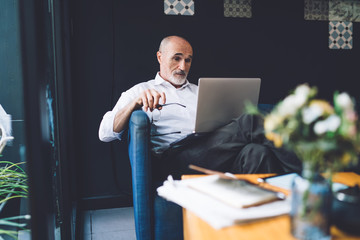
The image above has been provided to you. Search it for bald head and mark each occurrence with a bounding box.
[159,36,192,52]
[156,36,193,88]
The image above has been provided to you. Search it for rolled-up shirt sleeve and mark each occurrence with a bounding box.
[98,110,125,142]
[98,88,138,142]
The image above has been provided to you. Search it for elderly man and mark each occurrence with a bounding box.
[99,35,301,180]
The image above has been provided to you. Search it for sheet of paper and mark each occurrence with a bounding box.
[157,175,291,229]
[264,173,348,192]
[185,175,281,208]
[264,173,300,191]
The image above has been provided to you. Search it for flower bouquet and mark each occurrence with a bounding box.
[252,83,360,178]
[247,83,360,239]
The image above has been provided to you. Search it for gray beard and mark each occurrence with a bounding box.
[169,74,186,86]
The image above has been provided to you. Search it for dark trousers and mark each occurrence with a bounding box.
[153,114,302,180]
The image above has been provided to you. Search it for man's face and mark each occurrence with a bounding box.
[157,38,193,87]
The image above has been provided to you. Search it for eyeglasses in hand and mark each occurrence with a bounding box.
[151,103,186,122]
[150,102,186,137]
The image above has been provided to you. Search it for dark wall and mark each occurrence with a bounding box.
[71,0,133,206]
[71,0,360,206]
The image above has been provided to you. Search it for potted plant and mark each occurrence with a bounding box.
[0,126,29,239]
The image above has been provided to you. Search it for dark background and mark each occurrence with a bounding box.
[69,0,359,208]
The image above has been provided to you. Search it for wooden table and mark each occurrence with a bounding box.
[182,172,360,240]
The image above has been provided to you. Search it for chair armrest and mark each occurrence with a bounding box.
[128,110,153,240]
[128,110,151,169]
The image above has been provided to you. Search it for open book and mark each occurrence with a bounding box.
[185,175,284,208]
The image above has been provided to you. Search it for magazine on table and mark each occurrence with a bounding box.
[185,174,285,208]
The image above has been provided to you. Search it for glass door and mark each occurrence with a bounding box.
[19,0,76,239]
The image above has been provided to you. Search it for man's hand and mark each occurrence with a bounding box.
[135,89,166,112]
[112,89,166,133]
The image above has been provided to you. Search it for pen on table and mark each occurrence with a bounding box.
[188,164,237,180]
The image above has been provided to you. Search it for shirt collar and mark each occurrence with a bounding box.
[154,72,190,89]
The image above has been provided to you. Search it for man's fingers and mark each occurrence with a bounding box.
[139,89,166,111]
[151,89,159,108]
[145,90,154,111]
[160,92,166,104]
[141,95,149,112]
[151,89,161,108]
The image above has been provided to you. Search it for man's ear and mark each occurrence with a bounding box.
[156,51,162,64]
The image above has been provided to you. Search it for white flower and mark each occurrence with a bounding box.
[302,105,323,124]
[336,92,353,110]
[313,115,341,135]
[294,84,311,97]
[275,84,311,117]
[264,114,283,132]
[277,93,307,116]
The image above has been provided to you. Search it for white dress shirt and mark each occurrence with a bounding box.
[98,73,198,154]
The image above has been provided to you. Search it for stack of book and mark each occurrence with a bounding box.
[157,167,291,229]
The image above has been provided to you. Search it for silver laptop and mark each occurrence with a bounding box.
[194,77,261,133]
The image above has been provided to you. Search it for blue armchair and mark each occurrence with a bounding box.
[127,104,275,240]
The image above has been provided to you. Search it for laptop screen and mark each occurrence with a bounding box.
[194,78,261,133]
